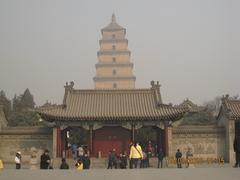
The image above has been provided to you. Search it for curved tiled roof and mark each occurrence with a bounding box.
[178,99,205,113]
[37,83,187,122]
[224,99,240,119]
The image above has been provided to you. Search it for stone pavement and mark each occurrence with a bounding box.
[0,168,240,180]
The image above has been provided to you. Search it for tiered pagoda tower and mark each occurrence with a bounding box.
[93,14,136,89]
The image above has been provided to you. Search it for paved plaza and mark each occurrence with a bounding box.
[0,168,240,180]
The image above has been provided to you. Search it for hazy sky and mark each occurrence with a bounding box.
[0,0,239,106]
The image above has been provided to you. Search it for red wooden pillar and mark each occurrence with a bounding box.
[164,123,169,157]
[164,122,173,157]
[89,125,93,156]
[56,127,62,157]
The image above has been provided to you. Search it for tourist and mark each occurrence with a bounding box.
[147,141,153,157]
[60,158,69,169]
[107,149,117,169]
[186,148,193,168]
[72,144,77,160]
[83,153,91,169]
[233,136,240,168]
[129,142,143,168]
[140,150,148,168]
[15,151,21,169]
[175,149,182,168]
[78,145,84,159]
[40,149,51,169]
[157,148,164,168]
[129,142,133,168]
[119,152,127,169]
[75,159,83,171]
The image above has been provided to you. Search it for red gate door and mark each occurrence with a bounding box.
[93,126,131,157]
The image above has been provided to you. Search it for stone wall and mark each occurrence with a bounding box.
[171,126,226,160]
[0,126,52,163]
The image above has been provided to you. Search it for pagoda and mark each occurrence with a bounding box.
[93,14,136,89]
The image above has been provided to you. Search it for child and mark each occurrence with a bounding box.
[75,159,83,171]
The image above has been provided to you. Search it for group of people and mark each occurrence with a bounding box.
[13,136,240,170]
[107,142,145,169]
[107,149,128,169]
[14,149,51,170]
[14,148,91,170]
[74,152,91,170]
[107,142,165,169]
[175,148,195,168]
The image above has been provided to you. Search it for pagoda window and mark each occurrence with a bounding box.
[112,45,116,50]
[112,57,116,63]
[112,69,116,75]
[112,34,116,39]
[113,83,117,88]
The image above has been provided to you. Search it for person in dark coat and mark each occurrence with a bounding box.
[119,152,128,169]
[175,149,182,168]
[40,150,51,169]
[233,136,240,168]
[60,158,69,169]
[157,149,164,168]
[83,153,91,169]
[107,149,117,169]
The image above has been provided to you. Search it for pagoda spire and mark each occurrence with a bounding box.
[111,13,116,23]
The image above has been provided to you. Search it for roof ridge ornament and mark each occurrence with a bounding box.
[150,81,162,105]
[63,81,74,106]
[150,80,161,89]
[221,94,230,103]
[64,81,74,91]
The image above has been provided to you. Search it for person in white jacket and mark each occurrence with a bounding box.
[15,152,21,169]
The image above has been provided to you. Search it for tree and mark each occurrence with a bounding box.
[0,90,11,119]
[20,88,35,109]
[12,94,21,112]
[9,89,39,126]
[203,96,222,116]
[9,110,40,126]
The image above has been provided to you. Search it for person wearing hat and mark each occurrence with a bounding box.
[15,151,22,169]
[40,149,51,169]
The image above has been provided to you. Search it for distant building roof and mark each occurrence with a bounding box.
[37,81,187,122]
[219,95,240,119]
[178,99,205,113]
[101,14,125,32]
